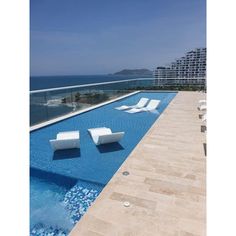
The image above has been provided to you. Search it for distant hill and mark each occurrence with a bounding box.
[113,69,153,76]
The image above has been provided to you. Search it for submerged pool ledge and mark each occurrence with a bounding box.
[69,91,206,236]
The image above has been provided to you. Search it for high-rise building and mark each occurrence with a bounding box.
[154,48,206,79]
[154,67,175,78]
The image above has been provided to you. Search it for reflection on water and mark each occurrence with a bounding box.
[149,109,160,115]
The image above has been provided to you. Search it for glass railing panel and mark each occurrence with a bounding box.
[70,88,131,112]
[30,92,48,126]
[30,82,138,126]
[30,77,206,126]
[70,88,88,111]
[44,89,75,121]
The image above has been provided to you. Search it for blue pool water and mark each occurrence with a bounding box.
[30,175,103,235]
[30,91,176,235]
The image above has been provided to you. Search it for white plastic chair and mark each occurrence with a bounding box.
[50,131,80,151]
[126,99,161,113]
[88,127,124,145]
[199,99,206,104]
[115,97,149,110]
[198,104,207,111]
[201,113,207,122]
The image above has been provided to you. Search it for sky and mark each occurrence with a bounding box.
[30,0,206,76]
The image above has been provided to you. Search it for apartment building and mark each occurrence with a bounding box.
[154,48,206,79]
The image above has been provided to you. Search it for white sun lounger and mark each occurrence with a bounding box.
[201,114,207,122]
[126,99,161,113]
[198,104,207,111]
[199,99,206,104]
[88,127,124,145]
[50,131,80,151]
[115,97,149,110]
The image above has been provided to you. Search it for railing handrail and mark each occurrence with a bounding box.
[30,77,154,94]
[155,77,206,80]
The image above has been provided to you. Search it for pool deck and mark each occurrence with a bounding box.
[69,91,206,236]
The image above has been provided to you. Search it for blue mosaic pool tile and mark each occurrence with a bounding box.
[64,184,100,223]
[30,182,101,236]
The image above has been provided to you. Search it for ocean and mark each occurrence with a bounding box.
[30,74,152,91]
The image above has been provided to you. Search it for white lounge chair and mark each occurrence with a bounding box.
[198,104,207,111]
[50,131,80,151]
[115,97,149,110]
[199,99,206,104]
[201,113,207,122]
[88,127,124,145]
[126,99,161,113]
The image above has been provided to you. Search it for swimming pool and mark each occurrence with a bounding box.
[30,91,176,235]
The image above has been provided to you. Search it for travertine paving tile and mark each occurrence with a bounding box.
[69,91,206,236]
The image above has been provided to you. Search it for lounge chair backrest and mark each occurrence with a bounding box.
[199,104,207,111]
[202,114,207,122]
[88,127,111,137]
[57,131,80,140]
[146,100,160,110]
[50,139,80,151]
[199,99,206,104]
[136,98,149,108]
[97,132,125,145]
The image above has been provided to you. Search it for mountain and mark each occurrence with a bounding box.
[113,69,153,76]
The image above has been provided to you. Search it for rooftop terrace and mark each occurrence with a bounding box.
[69,91,206,236]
